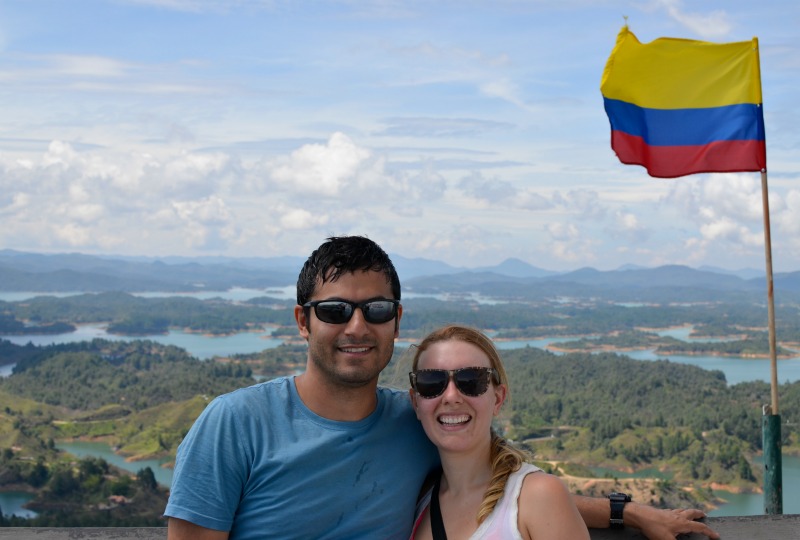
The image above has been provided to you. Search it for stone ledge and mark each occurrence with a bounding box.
[1,515,799,539]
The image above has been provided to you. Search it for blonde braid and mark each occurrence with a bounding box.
[476,431,532,524]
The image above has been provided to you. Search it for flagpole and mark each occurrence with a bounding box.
[760,168,783,515]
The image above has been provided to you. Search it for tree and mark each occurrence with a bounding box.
[137,466,158,491]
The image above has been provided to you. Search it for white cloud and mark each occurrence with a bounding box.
[554,190,607,221]
[268,132,371,197]
[480,79,535,112]
[650,0,733,39]
[278,208,330,230]
[775,189,800,235]
[546,222,579,241]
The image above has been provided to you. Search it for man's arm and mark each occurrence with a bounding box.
[572,495,721,540]
[168,517,229,540]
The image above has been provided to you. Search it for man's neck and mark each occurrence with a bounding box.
[294,372,379,421]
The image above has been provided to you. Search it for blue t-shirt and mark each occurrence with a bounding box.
[164,377,439,539]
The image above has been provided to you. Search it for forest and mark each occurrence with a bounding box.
[1,288,799,525]
[0,335,798,524]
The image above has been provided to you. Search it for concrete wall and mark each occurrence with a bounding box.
[1,515,799,540]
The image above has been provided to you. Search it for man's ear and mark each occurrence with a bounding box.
[394,303,403,338]
[294,305,310,341]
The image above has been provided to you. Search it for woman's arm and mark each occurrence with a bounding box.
[518,473,590,540]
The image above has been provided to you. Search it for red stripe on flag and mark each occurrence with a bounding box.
[611,131,766,179]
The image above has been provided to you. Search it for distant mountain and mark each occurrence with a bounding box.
[615,263,647,271]
[473,257,556,278]
[389,255,462,280]
[1,250,798,300]
[390,255,556,280]
[0,251,297,292]
[546,264,756,291]
[403,263,786,304]
[763,270,800,293]
[698,265,764,280]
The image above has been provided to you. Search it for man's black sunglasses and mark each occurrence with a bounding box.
[303,299,400,325]
[409,367,499,399]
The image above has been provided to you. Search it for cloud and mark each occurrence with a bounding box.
[553,190,608,221]
[119,0,231,13]
[546,222,579,242]
[278,208,330,230]
[377,117,514,138]
[480,79,537,113]
[650,0,733,39]
[662,175,772,238]
[267,132,371,196]
[457,172,551,211]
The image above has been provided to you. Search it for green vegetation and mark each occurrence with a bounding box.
[655,334,792,357]
[2,292,295,336]
[495,347,797,494]
[2,339,253,410]
[0,314,75,336]
[0,449,168,527]
[1,290,799,524]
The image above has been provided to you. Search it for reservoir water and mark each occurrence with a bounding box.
[1,323,283,360]
[55,441,173,487]
[0,490,38,518]
[492,335,800,386]
[4,326,799,384]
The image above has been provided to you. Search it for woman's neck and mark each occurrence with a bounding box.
[438,443,493,496]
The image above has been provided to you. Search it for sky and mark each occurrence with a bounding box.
[1,0,798,272]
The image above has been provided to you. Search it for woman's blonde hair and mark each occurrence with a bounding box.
[411,325,531,524]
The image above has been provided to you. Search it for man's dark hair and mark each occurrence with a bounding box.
[296,236,401,305]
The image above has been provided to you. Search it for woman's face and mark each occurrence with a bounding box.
[409,339,506,454]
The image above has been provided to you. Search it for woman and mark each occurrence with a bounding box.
[408,325,589,540]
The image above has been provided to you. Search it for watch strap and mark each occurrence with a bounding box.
[608,492,631,529]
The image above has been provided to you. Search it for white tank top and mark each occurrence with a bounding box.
[411,462,542,539]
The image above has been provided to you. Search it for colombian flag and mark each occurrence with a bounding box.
[601,26,766,178]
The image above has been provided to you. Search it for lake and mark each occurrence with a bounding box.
[0,490,38,518]
[4,324,800,385]
[1,323,284,360]
[709,454,800,516]
[0,288,296,304]
[55,440,174,487]
[0,287,510,305]
[492,334,800,386]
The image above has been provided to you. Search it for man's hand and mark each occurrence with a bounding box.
[625,504,720,540]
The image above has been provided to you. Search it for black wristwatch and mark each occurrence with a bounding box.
[608,492,631,528]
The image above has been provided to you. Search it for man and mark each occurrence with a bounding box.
[165,235,719,540]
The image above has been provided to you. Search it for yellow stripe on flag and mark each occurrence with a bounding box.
[601,26,761,110]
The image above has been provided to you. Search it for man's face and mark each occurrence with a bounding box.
[295,270,402,389]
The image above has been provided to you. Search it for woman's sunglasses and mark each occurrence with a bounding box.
[303,299,400,325]
[409,367,499,399]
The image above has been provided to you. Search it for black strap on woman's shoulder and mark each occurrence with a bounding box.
[430,472,448,540]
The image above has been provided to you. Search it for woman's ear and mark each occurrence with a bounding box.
[493,384,507,416]
[408,389,421,419]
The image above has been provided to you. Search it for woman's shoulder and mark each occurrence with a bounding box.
[517,470,590,540]
[518,468,573,508]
